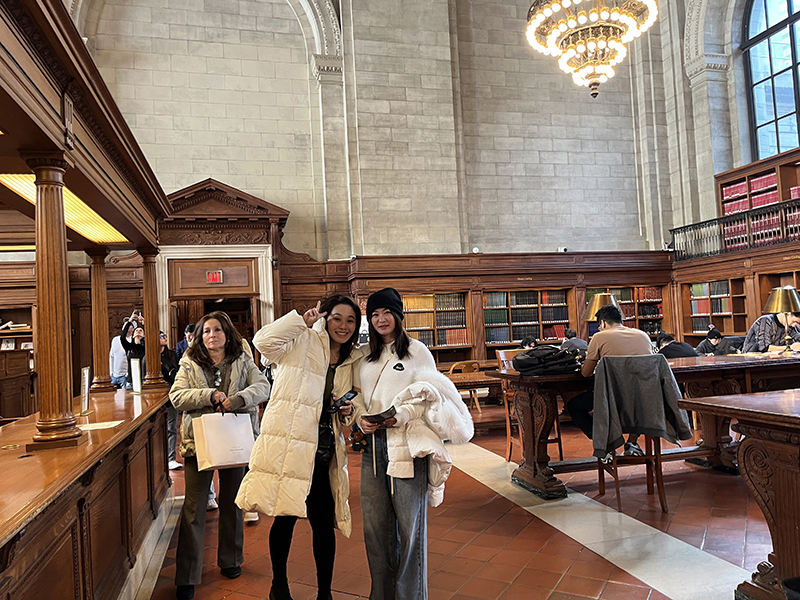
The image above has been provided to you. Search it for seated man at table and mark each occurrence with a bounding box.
[695,327,734,356]
[561,328,588,356]
[742,312,800,352]
[567,304,654,456]
[656,332,698,358]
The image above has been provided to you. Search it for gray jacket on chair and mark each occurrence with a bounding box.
[592,355,693,458]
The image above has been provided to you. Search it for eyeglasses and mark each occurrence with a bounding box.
[159,334,167,339]
[213,367,221,388]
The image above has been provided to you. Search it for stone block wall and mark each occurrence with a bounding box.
[88,0,319,255]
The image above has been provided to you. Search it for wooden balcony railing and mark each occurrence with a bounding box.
[671,199,800,261]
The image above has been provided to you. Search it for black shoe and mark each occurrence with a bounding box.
[176,585,194,600]
[269,583,293,600]
[220,566,242,579]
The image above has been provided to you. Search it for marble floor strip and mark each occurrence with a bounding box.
[448,442,751,600]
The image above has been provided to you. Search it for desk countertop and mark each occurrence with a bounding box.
[0,387,169,548]
[679,388,800,427]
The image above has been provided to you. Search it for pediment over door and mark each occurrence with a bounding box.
[158,179,290,246]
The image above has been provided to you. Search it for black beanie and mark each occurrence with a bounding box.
[707,328,721,339]
[366,288,404,320]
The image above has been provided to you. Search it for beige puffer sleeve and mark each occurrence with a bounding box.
[253,311,311,365]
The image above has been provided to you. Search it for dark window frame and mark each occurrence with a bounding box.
[743,0,800,159]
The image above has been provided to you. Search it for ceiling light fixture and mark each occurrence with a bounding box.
[525,0,658,97]
[0,174,129,245]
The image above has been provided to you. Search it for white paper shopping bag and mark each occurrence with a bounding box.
[193,412,254,471]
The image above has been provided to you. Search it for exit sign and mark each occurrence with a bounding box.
[206,270,223,284]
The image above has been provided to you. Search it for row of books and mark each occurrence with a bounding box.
[435,294,466,310]
[690,280,730,298]
[541,290,567,305]
[723,222,747,240]
[543,324,567,339]
[791,186,800,199]
[722,180,748,199]
[511,291,540,306]
[405,313,434,330]
[638,304,663,318]
[691,316,712,332]
[486,327,512,343]
[484,292,509,308]
[637,287,663,302]
[638,321,662,335]
[436,311,466,328]
[541,306,569,322]
[750,171,778,192]
[588,288,633,302]
[723,198,749,215]
[484,309,509,325]
[691,297,734,315]
[437,328,468,346]
[752,214,781,234]
[403,295,435,311]
[752,190,780,208]
[620,304,636,319]
[511,307,538,323]
[411,330,435,347]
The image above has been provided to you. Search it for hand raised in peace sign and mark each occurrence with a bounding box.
[303,301,328,328]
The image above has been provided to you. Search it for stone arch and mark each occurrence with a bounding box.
[74,0,341,59]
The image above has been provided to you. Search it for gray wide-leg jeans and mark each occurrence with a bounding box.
[360,429,428,600]
[175,456,245,586]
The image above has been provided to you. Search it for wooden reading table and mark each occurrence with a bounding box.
[680,389,800,600]
[488,354,800,500]
[0,388,170,600]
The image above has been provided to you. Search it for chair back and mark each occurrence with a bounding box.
[448,360,480,374]
[496,348,525,371]
[593,354,691,452]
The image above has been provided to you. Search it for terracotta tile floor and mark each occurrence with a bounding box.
[153,416,765,600]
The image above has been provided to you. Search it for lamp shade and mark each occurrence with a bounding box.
[583,293,619,322]
[763,286,800,314]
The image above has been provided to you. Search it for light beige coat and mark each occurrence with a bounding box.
[235,311,363,537]
[170,352,269,458]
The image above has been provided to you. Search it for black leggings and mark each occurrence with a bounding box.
[269,459,336,596]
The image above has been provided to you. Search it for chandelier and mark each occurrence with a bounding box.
[525,0,658,97]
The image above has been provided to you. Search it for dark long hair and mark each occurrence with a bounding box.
[319,295,361,366]
[185,311,243,370]
[367,308,411,362]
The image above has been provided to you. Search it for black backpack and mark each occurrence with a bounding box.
[512,345,582,376]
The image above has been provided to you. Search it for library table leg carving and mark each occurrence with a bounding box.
[511,385,566,500]
[684,380,740,473]
[733,422,800,600]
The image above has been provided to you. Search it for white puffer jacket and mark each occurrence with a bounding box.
[356,339,474,507]
[235,311,363,537]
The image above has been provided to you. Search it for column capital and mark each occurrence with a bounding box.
[313,54,343,85]
[85,247,110,261]
[138,247,159,260]
[20,151,71,173]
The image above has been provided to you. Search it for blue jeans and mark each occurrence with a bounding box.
[360,429,428,600]
[111,375,126,388]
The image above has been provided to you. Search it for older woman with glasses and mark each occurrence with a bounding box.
[169,311,270,600]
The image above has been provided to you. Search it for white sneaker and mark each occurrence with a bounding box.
[207,498,218,511]
[244,511,259,523]
[168,460,183,470]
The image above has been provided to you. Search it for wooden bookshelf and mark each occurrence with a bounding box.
[585,286,664,338]
[716,146,800,216]
[482,289,570,357]
[0,307,33,364]
[402,292,471,362]
[758,271,800,311]
[682,278,748,339]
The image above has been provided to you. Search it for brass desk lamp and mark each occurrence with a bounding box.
[583,293,619,322]
[762,286,800,354]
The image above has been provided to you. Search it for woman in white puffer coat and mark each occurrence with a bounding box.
[236,295,363,600]
[354,288,474,600]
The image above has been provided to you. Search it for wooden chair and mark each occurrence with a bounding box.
[496,349,564,462]
[448,361,488,413]
[594,355,685,513]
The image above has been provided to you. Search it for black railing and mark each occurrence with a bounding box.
[670,198,800,261]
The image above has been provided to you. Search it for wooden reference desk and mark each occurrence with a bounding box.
[0,388,170,600]
[489,355,800,500]
[680,390,800,600]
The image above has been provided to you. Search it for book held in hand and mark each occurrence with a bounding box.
[362,406,397,424]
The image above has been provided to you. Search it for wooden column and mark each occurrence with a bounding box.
[140,249,165,388]
[270,220,282,315]
[25,155,84,448]
[87,249,115,391]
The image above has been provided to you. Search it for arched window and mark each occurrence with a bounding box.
[744,0,800,159]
